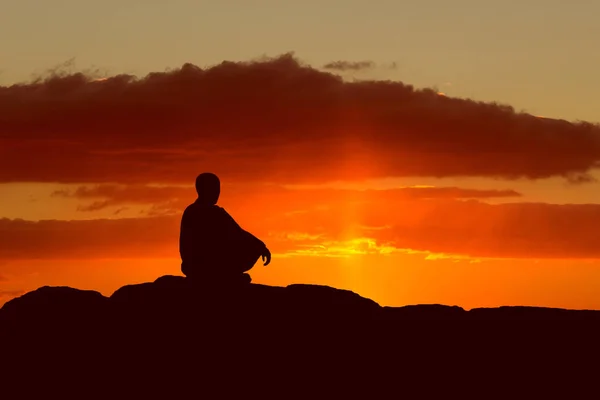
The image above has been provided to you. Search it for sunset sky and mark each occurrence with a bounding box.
[2,0,600,309]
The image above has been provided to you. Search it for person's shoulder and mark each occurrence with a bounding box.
[182,202,196,213]
[182,202,204,217]
[213,205,229,215]
[213,205,236,219]
[194,204,227,216]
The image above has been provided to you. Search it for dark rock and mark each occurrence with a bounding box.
[383,304,467,319]
[0,285,108,329]
[1,274,599,396]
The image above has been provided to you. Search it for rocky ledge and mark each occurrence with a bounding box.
[1,275,598,396]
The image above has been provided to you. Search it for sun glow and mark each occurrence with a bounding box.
[277,237,400,258]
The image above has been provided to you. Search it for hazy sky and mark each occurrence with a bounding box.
[2,0,600,122]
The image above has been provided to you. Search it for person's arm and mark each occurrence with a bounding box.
[218,207,244,232]
[218,207,263,246]
[218,207,271,266]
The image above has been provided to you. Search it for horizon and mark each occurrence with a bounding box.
[2,1,600,310]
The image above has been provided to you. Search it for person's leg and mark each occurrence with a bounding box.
[233,251,261,274]
[224,236,262,275]
[238,273,252,284]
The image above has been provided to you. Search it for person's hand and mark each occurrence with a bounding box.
[261,247,271,266]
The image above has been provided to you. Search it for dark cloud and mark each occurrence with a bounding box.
[2,198,600,260]
[0,217,179,260]
[51,184,521,214]
[53,184,194,215]
[2,53,600,185]
[322,60,376,71]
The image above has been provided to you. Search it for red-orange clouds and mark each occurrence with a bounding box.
[51,184,522,215]
[2,196,600,260]
[2,54,600,185]
[0,216,177,260]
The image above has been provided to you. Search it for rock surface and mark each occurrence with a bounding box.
[1,275,598,396]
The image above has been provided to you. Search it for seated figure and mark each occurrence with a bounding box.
[179,172,271,285]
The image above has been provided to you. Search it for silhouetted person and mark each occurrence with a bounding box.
[179,172,271,285]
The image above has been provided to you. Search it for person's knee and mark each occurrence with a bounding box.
[241,254,260,272]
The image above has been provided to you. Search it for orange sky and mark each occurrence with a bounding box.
[2,55,600,309]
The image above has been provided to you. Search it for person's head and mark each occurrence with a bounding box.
[195,172,220,205]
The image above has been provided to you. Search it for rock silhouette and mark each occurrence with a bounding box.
[1,274,599,396]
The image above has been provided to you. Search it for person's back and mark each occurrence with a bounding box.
[179,173,271,284]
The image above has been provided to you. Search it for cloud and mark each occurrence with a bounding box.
[0,216,179,260]
[1,53,599,185]
[322,60,376,71]
[52,184,194,215]
[51,183,522,214]
[0,274,7,282]
[2,197,600,261]
[271,200,600,260]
